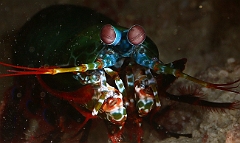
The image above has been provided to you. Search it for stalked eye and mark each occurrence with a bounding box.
[100,24,121,46]
[127,25,146,45]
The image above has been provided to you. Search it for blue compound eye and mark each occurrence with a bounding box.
[127,25,146,45]
[100,24,121,46]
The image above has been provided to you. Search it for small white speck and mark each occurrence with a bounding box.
[227,58,235,64]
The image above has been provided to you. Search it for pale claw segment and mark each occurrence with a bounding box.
[145,69,161,108]
[102,89,127,125]
[93,83,127,125]
[135,85,154,117]
[104,67,127,97]
[91,69,127,123]
[133,66,161,117]
[91,70,108,116]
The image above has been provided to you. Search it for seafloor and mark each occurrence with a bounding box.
[0,0,240,143]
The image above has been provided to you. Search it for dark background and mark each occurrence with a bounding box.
[0,0,240,142]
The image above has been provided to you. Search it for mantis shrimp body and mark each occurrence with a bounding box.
[0,5,239,143]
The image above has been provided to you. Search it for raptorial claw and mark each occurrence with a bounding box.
[154,63,240,94]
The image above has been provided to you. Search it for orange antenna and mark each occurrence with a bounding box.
[0,62,55,77]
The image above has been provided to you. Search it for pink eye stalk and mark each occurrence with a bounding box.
[100,24,121,46]
[127,25,146,45]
